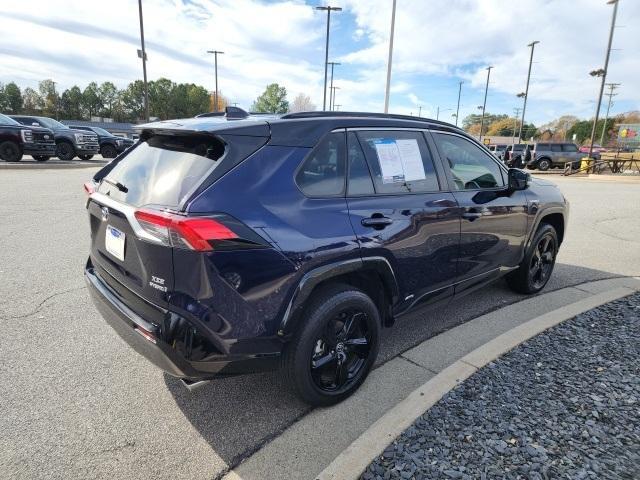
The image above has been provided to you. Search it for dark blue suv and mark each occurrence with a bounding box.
[85,110,568,406]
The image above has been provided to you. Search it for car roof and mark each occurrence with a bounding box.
[137,111,469,148]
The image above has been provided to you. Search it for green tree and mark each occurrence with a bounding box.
[98,81,118,118]
[148,77,175,120]
[82,82,101,119]
[39,79,59,117]
[122,80,146,121]
[462,113,507,130]
[60,86,84,119]
[486,117,519,136]
[2,82,23,113]
[0,83,6,111]
[252,83,289,113]
[22,87,42,114]
[187,84,211,115]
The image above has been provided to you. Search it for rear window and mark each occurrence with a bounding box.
[97,134,224,208]
[536,143,549,150]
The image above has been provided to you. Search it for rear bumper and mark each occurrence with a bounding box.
[85,265,281,380]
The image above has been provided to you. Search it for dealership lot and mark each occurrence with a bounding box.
[0,169,639,480]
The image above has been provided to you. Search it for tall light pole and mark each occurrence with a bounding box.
[330,86,340,111]
[513,107,522,147]
[316,6,342,111]
[600,82,620,145]
[436,107,451,120]
[418,106,422,117]
[383,0,397,113]
[588,0,619,163]
[207,50,224,112]
[328,61,340,111]
[455,80,463,126]
[518,40,539,142]
[137,0,149,121]
[479,66,493,142]
[334,104,342,111]
[51,80,59,120]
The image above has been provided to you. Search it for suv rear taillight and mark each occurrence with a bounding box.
[134,209,237,252]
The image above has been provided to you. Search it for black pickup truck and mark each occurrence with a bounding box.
[0,113,56,162]
[69,125,134,158]
[11,115,99,161]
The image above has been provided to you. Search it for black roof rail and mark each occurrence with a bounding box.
[280,110,453,126]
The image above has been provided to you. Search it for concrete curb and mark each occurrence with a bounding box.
[316,286,636,480]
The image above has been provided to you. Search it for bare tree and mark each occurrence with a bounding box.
[289,93,316,113]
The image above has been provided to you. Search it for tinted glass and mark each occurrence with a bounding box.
[434,133,505,190]
[97,134,225,208]
[562,144,578,152]
[296,132,346,196]
[347,132,374,195]
[551,144,562,152]
[357,131,439,194]
[0,113,20,125]
[36,117,67,129]
[536,143,549,150]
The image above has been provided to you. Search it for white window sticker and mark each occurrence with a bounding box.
[374,139,405,184]
[396,139,425,181]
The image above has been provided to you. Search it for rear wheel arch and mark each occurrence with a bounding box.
[280,258,399,336]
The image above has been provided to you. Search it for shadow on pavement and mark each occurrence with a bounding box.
[164,262,623,469]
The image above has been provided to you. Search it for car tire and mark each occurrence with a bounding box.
[537,158,551,171]
[283,284,381,406]
[78,155,94,160]
[506,223,558,295]
[0,141,23,162]
[33,155,50,162]
[101,144,117,159]
[56,141,76,161]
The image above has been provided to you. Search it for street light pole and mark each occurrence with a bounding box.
[383,0,397,113]
[330,86,340,111]
[418,106,422,117]
[207,50,224,112]
[317,6,342,111]
[455,80,463,126]
[436,107,451,121]
[518,40,539,142]
[479,66,493,142]
[600,82,620,146]
[588,0,619,163]
[328,62,340,111]
[137,0,149,121]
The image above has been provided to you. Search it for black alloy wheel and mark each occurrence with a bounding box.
[101,144,117,158]
[283,285,381,406]
[310,309,372,393]
[56,141,75,160]
[529,233,556,290]
[0,141,22,162]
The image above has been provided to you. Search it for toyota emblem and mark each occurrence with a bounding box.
[101,206,109,221]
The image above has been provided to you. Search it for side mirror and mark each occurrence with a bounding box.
[508,168,529,191]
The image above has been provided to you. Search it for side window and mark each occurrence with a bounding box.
[347,132,374,195]
[562,144,578,152]
[537,143,549,150]
[356,131,439,194]
[433,133,505,190]
[551,144,562,152]
[295,132,345,197]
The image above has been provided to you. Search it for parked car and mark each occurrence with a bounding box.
[0,113,56,162]
[85,110,568,406]
[578,144,604,161]
[69,125,135,158]
[488,144,507,160]
[11,115,99,161]
[504,143,528,167]
[528,142,583,170]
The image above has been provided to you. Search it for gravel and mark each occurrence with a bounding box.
[362,293,640,480]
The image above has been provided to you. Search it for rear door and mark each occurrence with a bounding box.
[431,131,528,293]
[87,134,230,311]
[561,143,580,166]
[346,130,460,308]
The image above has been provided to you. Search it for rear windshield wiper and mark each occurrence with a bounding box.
[103,178,129,193]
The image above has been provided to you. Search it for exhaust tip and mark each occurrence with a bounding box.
[180,378,211,392]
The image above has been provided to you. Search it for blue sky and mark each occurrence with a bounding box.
[1,0,638,126]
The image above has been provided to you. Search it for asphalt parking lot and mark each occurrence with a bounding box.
[0,170,639,480]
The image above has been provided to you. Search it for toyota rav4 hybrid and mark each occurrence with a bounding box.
[0,113,56,162]
[85,111,568,406]
[11,115,99,161]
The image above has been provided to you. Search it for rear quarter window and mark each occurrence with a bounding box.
[96,134,225,208]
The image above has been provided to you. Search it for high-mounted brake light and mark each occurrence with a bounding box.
[134,209,237,251]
